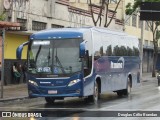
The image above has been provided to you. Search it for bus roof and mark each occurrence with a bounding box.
[30,27,134,40]
[30,28,91,40]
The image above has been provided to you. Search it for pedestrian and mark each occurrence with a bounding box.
[13,62,21,84]
[22,62,27,83]
[17,63,23,83]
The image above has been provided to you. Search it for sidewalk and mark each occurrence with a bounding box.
[0,83,28,102]
[0,72,157,102]
[142,72,157,81]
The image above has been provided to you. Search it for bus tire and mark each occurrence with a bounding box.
[124,77,131,96]
[116,90,123,97]
[45,97,55,104]
[86,82,99,103]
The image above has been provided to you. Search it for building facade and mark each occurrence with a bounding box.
[123,0,154,73]
[1,0,124,84]
[0,0,154,84]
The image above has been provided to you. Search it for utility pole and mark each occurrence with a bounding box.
[140,0,145,80]
[140,19,144,80]
[1,28,5,98]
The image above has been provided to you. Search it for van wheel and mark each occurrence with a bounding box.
[124,77,131,95]
[45,97,55,104]
[86,82,99,103]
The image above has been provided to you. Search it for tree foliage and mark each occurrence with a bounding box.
[105,45,139,56]
[0,12,6,21]
[125,0,160,77]
[126,0,160,15]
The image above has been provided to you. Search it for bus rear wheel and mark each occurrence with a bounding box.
[116,90,123,97]
[116,77,131,96]
[124,77,131,95]
[45,97,55,104]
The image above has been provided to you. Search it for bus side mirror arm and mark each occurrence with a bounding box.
[16,41,29,60]
[79,41,86,58]
[84,50,89,69]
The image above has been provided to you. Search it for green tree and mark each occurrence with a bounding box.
[126,0,160,77]
[113,45,119,56]
[0,12,6,21]
[133,47,140,56]
[106,45,112,56]
[100,46,103,56]
[120,46,127,56]
[127,47,133,56]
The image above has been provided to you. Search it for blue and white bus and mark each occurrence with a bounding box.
[17,27,140,103]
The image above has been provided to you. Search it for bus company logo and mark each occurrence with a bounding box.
[111,57,125,69]
[2,112,11,117]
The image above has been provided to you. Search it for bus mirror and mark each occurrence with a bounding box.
[79,41,86,58]
[16,45,23,59]
[16,41,29,60]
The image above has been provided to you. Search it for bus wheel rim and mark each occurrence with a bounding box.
[94,83,98,101]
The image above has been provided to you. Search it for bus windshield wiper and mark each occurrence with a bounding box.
[55,55,65,74]
[35,45,42,63]
[48,48,51,66]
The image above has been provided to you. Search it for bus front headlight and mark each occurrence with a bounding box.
[29,80,38,86]
[68,79,80,86]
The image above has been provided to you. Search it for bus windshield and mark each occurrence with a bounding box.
[28,38,82,76]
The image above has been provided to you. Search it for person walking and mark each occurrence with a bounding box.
[13,62,21,84]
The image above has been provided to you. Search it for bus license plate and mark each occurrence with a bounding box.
[48,90,57,94]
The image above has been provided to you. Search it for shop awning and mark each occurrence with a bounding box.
[0,21,20,27]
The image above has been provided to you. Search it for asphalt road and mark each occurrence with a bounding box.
[1,79,160,120]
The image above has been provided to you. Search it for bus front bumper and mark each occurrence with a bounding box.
[28,83,83,98]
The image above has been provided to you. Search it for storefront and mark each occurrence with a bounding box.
[0,21,29,85]
[4,32,29,85]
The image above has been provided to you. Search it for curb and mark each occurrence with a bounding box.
[0,96,28,102]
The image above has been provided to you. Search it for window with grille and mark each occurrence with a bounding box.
[110,0,118,3]
[132,14,137,27]
[32,21,46,31]
[17,18,27,30]
[100,0,118,3]
[51,24,64,28]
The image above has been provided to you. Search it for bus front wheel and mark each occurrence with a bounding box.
[45,97,55,104]
[86,82,99,103]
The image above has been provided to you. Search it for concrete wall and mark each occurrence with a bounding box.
[8,0,123,30]
[125,26,153,40]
